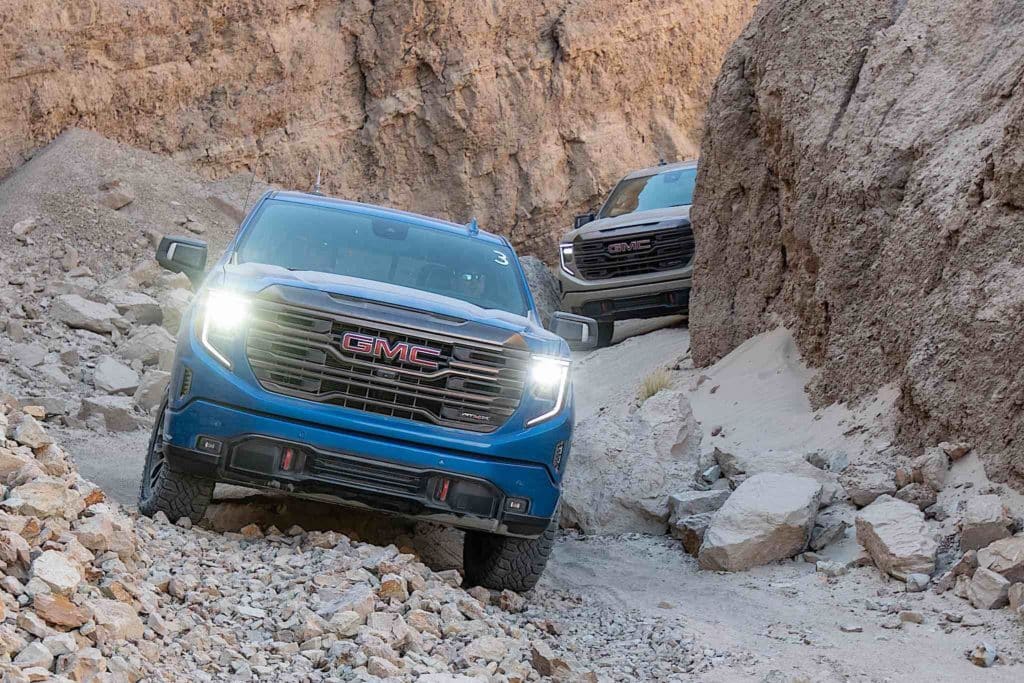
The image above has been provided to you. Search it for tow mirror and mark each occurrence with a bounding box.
[550,311,599,351]
[156,236,208,289]
[573,213,596,230]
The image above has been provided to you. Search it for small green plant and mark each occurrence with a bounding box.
[638,368,673,403]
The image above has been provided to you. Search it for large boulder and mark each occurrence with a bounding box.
[2,477,85,519]
[51,295,125,334]
[519,256,560,328]
[977,536,1024,583]
[960,495,1013,551]
[95,289,162,325]
[911,447,949,492]
[697,473,821,571]
[93,356,140,395]
[855,495,936,580]
[79,396,145,432]
[133,370,171,413]
[159,289,192,334]
[840,464,896,508]
[967,568,1011,610]
[117,325,176,366]
[561,388,701,535]
[688,0,1024,490]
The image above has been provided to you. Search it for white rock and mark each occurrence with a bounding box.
[93,356,140,395]
[562,388,702,534]
[10,342,46,368]
[976,536,1024,582]
[52,294,125,334]
[13,416,53,449]
[855,495,937,580]
[841,465,896,507]
[160,289,192,334]
[14,641,54,669]
[118,325,176,366]
[100,289,162,325]
[133,370,171,413]
[960,495,1012,551]
[911,447,949,492]
[32,550,83,595]
[698,473,822,571]
[967,568,1010,610]
[668,490,731,523]
[3,477,85,519]
[78,396,144,432]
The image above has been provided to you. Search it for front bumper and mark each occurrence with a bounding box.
[164,293,573,538]
[163,399,562,538]
[558,269,692,321]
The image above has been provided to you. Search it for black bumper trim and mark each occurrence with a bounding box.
[162,441,552,538]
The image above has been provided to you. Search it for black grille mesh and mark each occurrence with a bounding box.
[575,224,694,280]
[245,300,529,432]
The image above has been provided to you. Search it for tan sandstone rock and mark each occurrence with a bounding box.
[855,495,936,581]
[960,495,1012,552]
[698,473,821,571]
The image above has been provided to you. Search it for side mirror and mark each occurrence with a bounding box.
[156,236,208,288]
[550,311,599,351]
[573,213,596,230]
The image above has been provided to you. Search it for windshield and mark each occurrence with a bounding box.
[235,200,529,316]
[599,167,697,218]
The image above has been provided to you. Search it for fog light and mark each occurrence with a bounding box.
[504,497,529,514]
[196,437,222,454]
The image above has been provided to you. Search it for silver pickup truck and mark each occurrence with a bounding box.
[556,160,697,346]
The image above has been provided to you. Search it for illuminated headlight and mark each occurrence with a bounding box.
[527,355,570,426]
[559,243,575,276]
[200,289,250,368]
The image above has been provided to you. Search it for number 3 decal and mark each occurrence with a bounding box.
[493,250,509,266]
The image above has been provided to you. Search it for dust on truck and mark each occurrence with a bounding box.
[557,160,698,346]
[140,191,597,591]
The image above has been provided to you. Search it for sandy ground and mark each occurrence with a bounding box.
[60,316,1024,680]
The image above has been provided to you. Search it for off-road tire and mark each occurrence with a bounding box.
[462,513,557,592]
[596,321,615,347]
[137,396,214,524]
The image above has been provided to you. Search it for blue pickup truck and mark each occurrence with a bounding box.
[141,191,597,590]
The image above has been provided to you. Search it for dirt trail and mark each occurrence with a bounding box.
[61,319,1024,681]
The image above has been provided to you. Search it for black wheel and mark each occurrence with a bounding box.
[596,321,615,347]
[138,396,214,524]
[463,513,557,592]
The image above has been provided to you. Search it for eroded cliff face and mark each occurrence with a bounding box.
[0,0,755,255]
[690,0,1024,486]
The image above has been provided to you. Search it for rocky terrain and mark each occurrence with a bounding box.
[689,0,1024,489]
[4,1,1024,678]
[0,0,756,255]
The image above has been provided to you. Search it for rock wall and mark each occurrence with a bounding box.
[689,0,1024,487]
[0,0,755,256]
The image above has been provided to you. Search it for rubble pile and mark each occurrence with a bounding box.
[0,403,169,680]
[0,403,600,681]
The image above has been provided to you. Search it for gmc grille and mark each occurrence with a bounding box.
[575,224,694,280]
[244,300,529,433]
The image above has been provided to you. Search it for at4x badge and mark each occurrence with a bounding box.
[340,332,443,370]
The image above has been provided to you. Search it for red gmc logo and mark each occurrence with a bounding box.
[607,239,652,255]
[340,332,443,370]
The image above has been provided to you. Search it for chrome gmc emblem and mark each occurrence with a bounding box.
[340,332,443,370]
[607,239,652,254]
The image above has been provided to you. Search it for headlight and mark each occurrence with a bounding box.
[559,243,575,276]
[200,289,250,368]
[527,355,570,426]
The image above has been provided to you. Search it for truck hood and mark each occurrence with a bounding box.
[562,205,691,242]
[215,263,563,351]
